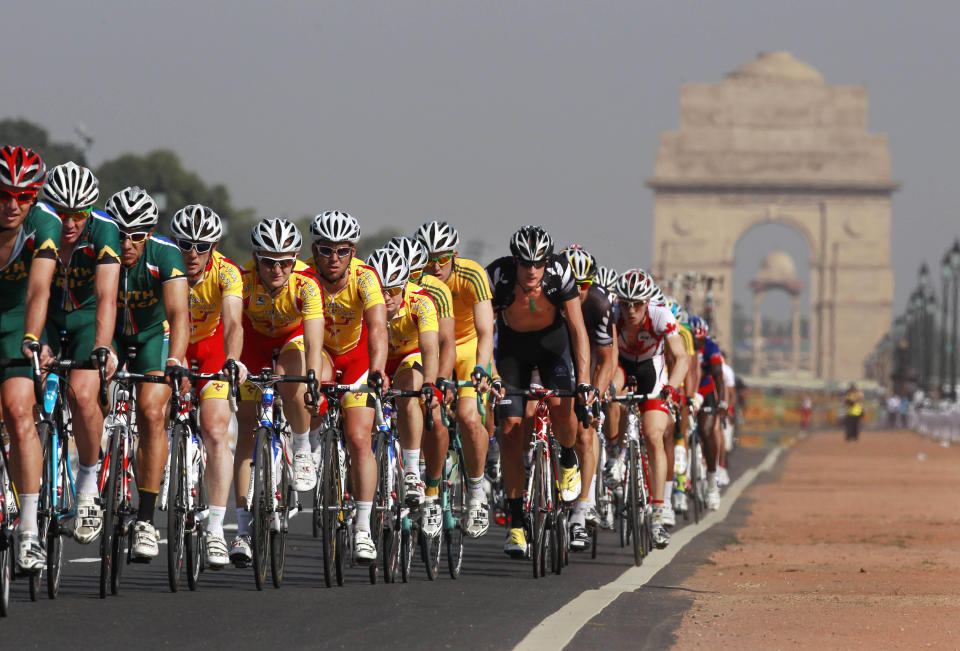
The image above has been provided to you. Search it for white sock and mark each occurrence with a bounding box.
[207,505,226,537]
[706,471,717,489]
[402,448,420,474]
[19,493,39,536]
[570,500,587,527]
[309,426,323,453]
[236,508,252,536]
[588,476,597,506]
[468,476,484,503]
[355,501,373,533]
[78,462,99,496]
[664,480,674,502]
[293,430,310,453]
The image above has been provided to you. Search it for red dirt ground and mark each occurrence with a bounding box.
[673,430,960,650]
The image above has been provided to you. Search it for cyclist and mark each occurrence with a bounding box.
[106,186,190,561]
[612,269,689,548]
[487,225,594,558]
[562,246,616,551]
[717,352,737,487]
[367,248,443,521]
[416,220,495,538]
[231,218,324,566]
[689,315,724,510]
[170,205,246,568]
[0,146,60,571]
[386,235,455,529]
[662,297,698,520]
[308,211,387,564]
[596,266,619,296]
[43,162,120,545]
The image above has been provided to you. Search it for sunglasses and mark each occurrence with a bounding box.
[57,207,92,222]
[517,259,547,269]
[176,239,213,254]
[259,256,296,270]
[428,253,454,266]
[385,286,404,297]
[576,279,593,289]
[409,269,424,283]
[119,230,151,243]
[622,299,648,309]
[0,187,38,204]
[315,244,353,259]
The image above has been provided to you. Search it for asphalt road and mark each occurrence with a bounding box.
[2,447,769,649]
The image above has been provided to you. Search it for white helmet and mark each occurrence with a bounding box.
[510,225,553,262]
[170,204,223,243]
[615,268,656,302]
[386,235,429,271]
[366,247,409,289]
[251,218,302,254]
[563,247,597,282]
[43,162,99,210]
[105,187,159,229]
[310,211,360,244]
[596,266,619,292]
[415,221,459,253]
[650,285,665,306]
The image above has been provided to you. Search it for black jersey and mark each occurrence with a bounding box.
[582,284,614,348]
[486,254,578,315]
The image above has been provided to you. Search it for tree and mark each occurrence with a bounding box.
[95,149,257,261]
[0,118,87,167]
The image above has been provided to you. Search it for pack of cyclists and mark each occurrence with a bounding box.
[0,145,741,597]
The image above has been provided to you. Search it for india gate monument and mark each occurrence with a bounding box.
[649,51,897,382]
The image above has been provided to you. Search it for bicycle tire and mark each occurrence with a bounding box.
[186,441,205,591]
[369,431,388,585]
[28,423,53,602]
[383,439,403,584]
[99,428,120,598]
[531,444,548,579]
[0,532,9,617]
[334,525,347,586]
[690,437,703,525]
[320,428,336,587]
[270,444,290,589]
[399,527,412,583]
[109,439,128,597]
[445,445,466,579]
[251,427,271,590]
[47,432,70,600]
[167,425,187,592]
[627,441,644,567]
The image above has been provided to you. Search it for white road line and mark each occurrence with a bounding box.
[514,446,783,651]
[69,538,168,563]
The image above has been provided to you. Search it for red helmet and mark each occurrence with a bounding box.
[0,146,46,190]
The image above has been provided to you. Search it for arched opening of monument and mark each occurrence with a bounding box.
[732,223,811,378]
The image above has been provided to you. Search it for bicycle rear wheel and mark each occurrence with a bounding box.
[627,441,644,567]
[167,425,187,592]
[445,446,466,579]
[99,429,120,598]
[251,427,271,590]
[186,444,205,591]
[270,444,290,589]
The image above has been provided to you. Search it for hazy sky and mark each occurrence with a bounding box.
[8,1,958,320]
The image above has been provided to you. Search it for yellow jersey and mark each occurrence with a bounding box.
[188,251,243,344]
[308,256,386,356]
[438,257,492,344]
[417,272,453,320]
[241,259,324,339]
[678,326,695,356]
[387,282,439,359]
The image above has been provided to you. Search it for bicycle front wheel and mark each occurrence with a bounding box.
[167,425,187,592]
[369,431,388,585]
[99,429,121,598]
[531,444,548,579]
[690,437,703,525]
[383,440,403,584]
[185,440,205,591]
[251,427,271,590]
[320,429,339,588]
[47,432,71,599]
[627,441,644,567]
[445,446,466,579]
[270,443,290,589]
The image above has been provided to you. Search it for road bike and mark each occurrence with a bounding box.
[589,403,616,559]
[243,369,318,590]
[610,390,657,567]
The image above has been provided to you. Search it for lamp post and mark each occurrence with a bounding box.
[919,263,932,391]
[941,251,952,396]
[950,240,960,400]
[909,288,922,388]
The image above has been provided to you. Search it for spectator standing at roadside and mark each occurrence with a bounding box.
[844,383,864,441]
[800,394,812,432]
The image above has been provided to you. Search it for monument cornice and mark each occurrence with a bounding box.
[645,178,900,195]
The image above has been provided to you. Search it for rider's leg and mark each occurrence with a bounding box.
[198,396,233,537]
[2,377,41,533]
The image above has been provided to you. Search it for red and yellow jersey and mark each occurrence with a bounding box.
[417,272,453,320]
[387,282,439,359]
[308,256,385,356]
[240,259,324,338]
[188,251,243,344]
[440,257,492,344]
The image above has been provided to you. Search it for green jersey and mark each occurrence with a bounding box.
[50,208,120,319]
[117,234,186,338]
[0,202,61,319]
